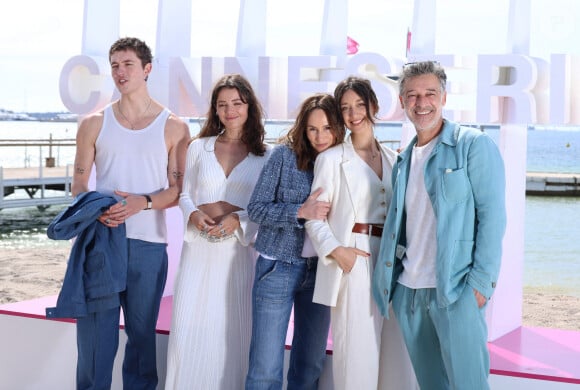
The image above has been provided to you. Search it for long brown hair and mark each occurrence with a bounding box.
[198,74,267,156]
[284,94,344,171]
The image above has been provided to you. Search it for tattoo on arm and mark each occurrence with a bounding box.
[172,170,183,180]
[76,166,85,175]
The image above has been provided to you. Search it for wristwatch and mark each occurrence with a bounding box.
[144,194,152,210]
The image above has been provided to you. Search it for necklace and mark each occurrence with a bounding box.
[356,144,379,160]
[117,98,152,130]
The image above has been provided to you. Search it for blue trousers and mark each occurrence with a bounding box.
[392,284,489,390]
[76,239,168,390]
[246,256,330,390]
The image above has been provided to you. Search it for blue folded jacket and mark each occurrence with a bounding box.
[46,191,127,319]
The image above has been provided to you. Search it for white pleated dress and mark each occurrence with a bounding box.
[165,136,270,389]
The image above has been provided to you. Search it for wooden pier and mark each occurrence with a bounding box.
[0,137,75,210]
[526,172,580,196]
[0,136,577,210]
[0,165,578,211]
[0,165,73,210]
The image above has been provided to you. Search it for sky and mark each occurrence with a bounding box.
[0,0,578,113]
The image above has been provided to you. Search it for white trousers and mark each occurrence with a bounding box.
[330,234,418,390]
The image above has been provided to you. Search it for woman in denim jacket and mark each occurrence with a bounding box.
[245,94,344,390]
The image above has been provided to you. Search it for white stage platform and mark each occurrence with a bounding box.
[1,295,579,389]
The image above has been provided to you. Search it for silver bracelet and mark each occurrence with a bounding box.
[199,229,234,243]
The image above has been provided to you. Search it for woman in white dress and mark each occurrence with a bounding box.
[165,74,271,389]
[305,76,418,389]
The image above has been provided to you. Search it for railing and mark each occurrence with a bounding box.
[0,132,402,211]
[0,136,76,210]
[0,165,73,210]
[0,136,76,168]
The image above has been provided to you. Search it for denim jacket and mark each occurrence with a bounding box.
[373,120,506,317]
[248,144,313,263]
[46,191,127,319]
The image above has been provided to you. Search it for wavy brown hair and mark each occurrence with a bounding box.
[284,94,344,171]
[198,74,267,156]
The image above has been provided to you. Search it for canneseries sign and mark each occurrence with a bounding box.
[60,52,580,125]
[58,1,580,125]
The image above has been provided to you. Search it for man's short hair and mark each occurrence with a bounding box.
[109,37,153,67]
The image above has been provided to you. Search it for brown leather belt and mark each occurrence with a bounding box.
[352,223,383,237]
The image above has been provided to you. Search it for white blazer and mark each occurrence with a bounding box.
[306,135,396,306]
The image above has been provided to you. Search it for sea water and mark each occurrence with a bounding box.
[0,120,579,296]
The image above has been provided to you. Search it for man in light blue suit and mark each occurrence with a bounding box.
[373,61,506,390]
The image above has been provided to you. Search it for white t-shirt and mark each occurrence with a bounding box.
[398,137,438,289]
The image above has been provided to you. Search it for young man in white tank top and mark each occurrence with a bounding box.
[71,37,189,390]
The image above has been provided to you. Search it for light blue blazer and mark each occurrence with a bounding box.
[372,120,506,317]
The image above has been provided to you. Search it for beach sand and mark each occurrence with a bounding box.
[1,246,579,332]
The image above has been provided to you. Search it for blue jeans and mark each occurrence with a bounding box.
[246,256,330,390]
[76,239,168,390]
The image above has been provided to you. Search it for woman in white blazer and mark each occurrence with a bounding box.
[306,77,417,390]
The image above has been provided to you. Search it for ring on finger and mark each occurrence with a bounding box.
[105,218,111,224]
[220,228,226,235]
[121,199,127,206]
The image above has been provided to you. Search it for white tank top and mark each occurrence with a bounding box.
[95,104,170,243]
